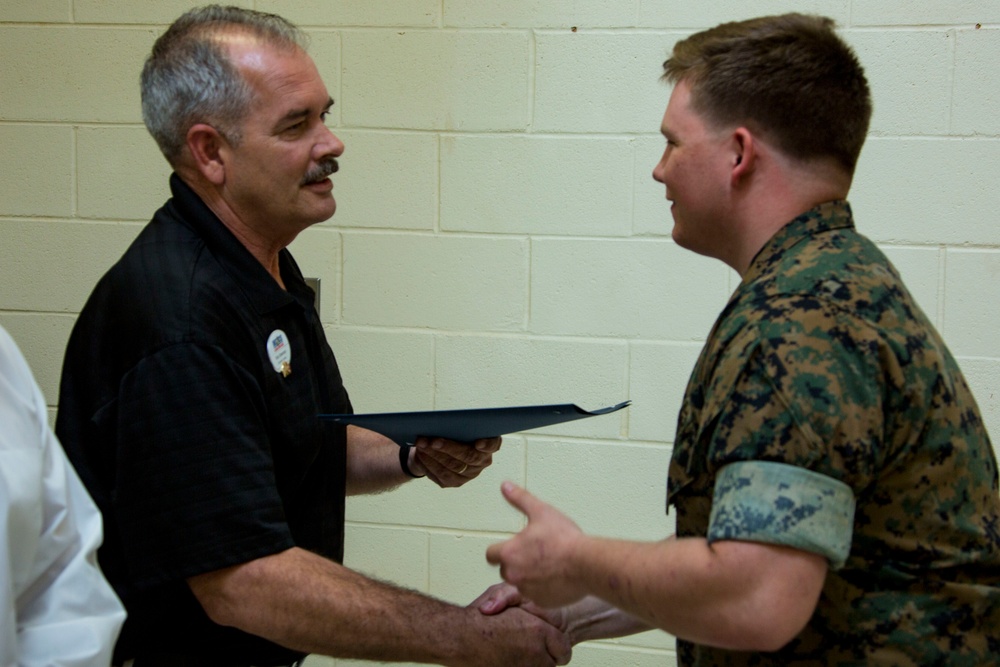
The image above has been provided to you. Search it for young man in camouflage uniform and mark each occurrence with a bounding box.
[479,13,1000,665]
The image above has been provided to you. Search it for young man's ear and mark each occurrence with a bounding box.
[730,127,756,184]
[185,123,227,185]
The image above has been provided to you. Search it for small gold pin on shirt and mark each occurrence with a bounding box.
[267,329,293,378]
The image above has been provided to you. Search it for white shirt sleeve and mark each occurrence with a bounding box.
[0,326,125,667]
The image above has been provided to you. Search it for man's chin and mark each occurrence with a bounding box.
[303,197,337,225]
[671,224,701,254]
[315,203,336,224]
[669,216,685,246]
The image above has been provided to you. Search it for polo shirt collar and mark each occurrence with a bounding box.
[167,173,306,315]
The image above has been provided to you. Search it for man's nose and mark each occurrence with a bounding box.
[316,125,344,159]
[652,161,664,183]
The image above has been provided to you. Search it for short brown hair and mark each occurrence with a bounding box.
[663,13,871,175]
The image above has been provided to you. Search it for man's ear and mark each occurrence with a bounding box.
[185,123,227,185]
[730,127,755,184]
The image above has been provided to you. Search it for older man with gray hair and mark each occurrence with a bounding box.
[56,6,569,666]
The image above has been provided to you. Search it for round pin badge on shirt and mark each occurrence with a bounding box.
[266,329,292,377]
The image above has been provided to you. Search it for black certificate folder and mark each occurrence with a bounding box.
[319,400,631,447]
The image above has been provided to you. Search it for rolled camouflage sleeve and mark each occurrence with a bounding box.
[707,460,855,569]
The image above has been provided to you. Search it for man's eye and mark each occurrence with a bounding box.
[320,111,330,123]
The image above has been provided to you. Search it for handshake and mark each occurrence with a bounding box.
[461,482,647,667]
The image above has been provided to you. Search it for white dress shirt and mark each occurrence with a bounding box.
[0,326,125,666]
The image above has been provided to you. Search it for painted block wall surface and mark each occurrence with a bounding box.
[2,2,999,665]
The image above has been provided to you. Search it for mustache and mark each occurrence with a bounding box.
[301,157,339,185]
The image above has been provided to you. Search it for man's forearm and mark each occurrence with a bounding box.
[560,596,651,644]
[189,547,565,665]
[562,536,826,652]
[191,547,464,661]
[345,425,411,495]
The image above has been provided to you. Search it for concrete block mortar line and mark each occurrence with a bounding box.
[523,233,533,332]
[321,26,535,34]
[418,329,706,346]
[344,521,519,541]
[623,341,633,439]
[527,28,537,130]
[336,26,344,128]
[946,27,957,135]
[434,133,441,234]
[71,125,79,220]
[431,333,438,410]
[523,434,671,451]
[956,353,1000,363]
[629,134,642,236]
[336,230,345,322]
[937,245,947,331]
[423,517,432,591]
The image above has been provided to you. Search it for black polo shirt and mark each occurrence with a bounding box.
[56,174,352,664]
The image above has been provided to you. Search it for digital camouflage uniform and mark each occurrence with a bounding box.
[667,200,1000,666]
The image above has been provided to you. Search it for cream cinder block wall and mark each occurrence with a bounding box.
[2,1,999,665]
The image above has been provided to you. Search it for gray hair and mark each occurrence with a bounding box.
[140,5,308,164]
